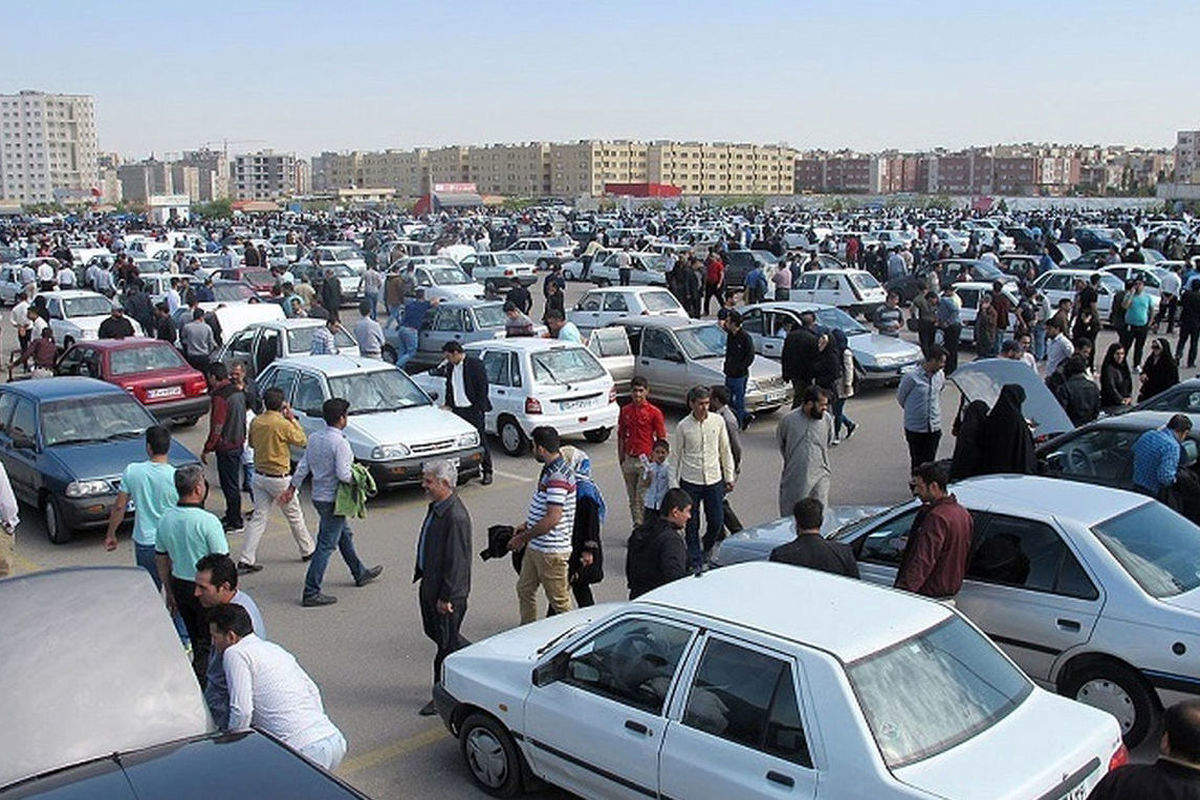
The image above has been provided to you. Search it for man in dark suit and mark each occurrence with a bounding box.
[769,497,859,579]
[442,340,493,485]
[414,458,472,716]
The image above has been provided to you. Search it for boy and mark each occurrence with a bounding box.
[640,439,671,522]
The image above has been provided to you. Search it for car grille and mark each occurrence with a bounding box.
[410,438,457,455]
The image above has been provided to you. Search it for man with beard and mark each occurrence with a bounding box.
[776,385,834,515]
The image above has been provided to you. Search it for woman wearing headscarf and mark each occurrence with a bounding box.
[1138,337,1180,403]
[949,399,990,481]
[1099,342,1133,413]
[560,446,604,609]
[982,383,1037,475]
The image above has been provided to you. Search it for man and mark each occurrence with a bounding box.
[616,376,666,526]
[1053,355,1101,427]
[894,461,972,602]
[180,307,217,372]
[352,300,385,359]
[361,263,384,319]
[886,247,906,280]
[503,301,535,337]
[36,258,55,290]
[203,363,247,533]
[97,305,135,340]
[1132,414,1193,499]
[165,278,183,314]
[777,385,834,514]
[10,291,30,353]
[1123,278,1153,368]
[154,302,176,344]
[210,604,347,771]
[281,398,383,606]
[155,464,229,684]
[55,261,74,289]
[194,553,266,729]
[320,268,343,312]
[873,291,903,336]
[543,308,582,343]
[238,388,314,573]
[396,289,434,368]
[670,386,736,569]
[441,340,493,484]
[505,282,532,316]
[935,285,962,374]
[770,497,859,578]
[625,487,690,599]
[897,346,947,473]
[508,426,576,623]
[104,426,179,584]
[1089,700,1200,799]
[912,290,938,357]
[309,312,341,355]
[413,459,472,715]
[615,249,632,287]
[16,326,57,374]
[1001,338,1036,371]
[703,253,724,316]
[722,311,755,429]
[1043,318,1074,377]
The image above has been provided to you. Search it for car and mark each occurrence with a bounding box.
[950,357,1074,443]
[37,289,116,348]
[410,338,619,456]
[0,377,197,542]
[310,244,367,273]
[1099,263,1172,299]
[218,266,278,297]
[884,259,1011,305]
[0,263,27,303]
[998,252,1043,278]
[54,338,209,426]
[1074,227,1126,251]
[0,567,370,799]
[585,325,635,396]
[458,252,537,294]
[405,262,487,302]
[606,316,791,412]
[213,318,360,379]
[950,281,1022,345]
[790,269,887,316]
[722,249,779,289]
[382,299,517,370]
[1032,269,1154,322]
[712,474,1200,748]
[567,286,688,333]
[1038,410,1200,491]
[1132,378,1200,415]
[170,300,286,343]
[256,355,486,488]
[435,561,1124,799]
[507,236,576,268]
[126,271,193,305]
[738,301,923,387]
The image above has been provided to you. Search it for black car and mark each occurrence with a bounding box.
[722,249,778,289]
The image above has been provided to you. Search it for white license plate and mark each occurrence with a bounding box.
[560,398,594,411]
[766,390,787,402]
[146,386,183,399]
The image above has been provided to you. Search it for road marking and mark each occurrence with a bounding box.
[490,467,534,483]
[338,724,449,775]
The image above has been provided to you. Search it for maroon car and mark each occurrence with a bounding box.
[218,267,277,297]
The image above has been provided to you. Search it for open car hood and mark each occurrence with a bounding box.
[951,358,1073,440]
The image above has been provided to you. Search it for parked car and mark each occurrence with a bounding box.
[568,286,687,334]
[723,249,779,289]
[404,262,486,302]
[310,244,367,273]
[789,269,886,316]
[170,301,285,343]
[435,561,1124,799]
[37,290,115,348]
[586,325,635,396]
[885,259,1012,305]
[0,264,26,303]
[713,474,1200,748]
[213,318,360,379]
[1032,269,1150,322]
[506,236,576,268]
[738,302,923,387]
[256,355,485,487]
[411,338,618,456]
[567,249,672,286]
[458,251,537,294]
[126,272,193,305]
[1038,410,1200,491]
[950,358,1074,443]
[0,377,197,542]
[382,299,514,369]
[309,262,364,306]
[998,252,1042,278]
[1099,264,1172,299]
[54,338,209,426]
[218,266,278,297]
[1132,378,1200,414]
[950,281,1022,345]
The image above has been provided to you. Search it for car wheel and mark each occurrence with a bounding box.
[177,415,201,428]
[1062,660,1159,747]
[459,712,523,798]
[44,497,71,544]
[381,344,398,364]
[498,417,528,457]
[583,427,611,443]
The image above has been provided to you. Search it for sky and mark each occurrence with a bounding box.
[3,0,1197,158]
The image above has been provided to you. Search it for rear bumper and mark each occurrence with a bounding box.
[146,394,211,422]
[363,445,485,488]
[519,404,618,436]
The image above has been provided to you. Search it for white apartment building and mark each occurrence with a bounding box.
[231,150,302,200]
[0,90,98,204]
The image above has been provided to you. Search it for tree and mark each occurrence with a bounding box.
[193,198,232,219]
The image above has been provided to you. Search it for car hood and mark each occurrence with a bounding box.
[950,358,1074,440]
[435,282,486,297]
[347,404,475,448]
[68,315,108,332]
[452,604,616,664]
[694,356,782,381]
[712,505,887,566]
[43,438,195,480]
[847,331,922,362]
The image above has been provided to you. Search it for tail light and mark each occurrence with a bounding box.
[504,269,514,277]
[128,384,147,402]
[525,397,542,414]
[184,376,208,396]
[1108,743,1129,772]
[608,386,617,403]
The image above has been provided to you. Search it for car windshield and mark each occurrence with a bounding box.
[62,296,113,317]
[286,327,357,353]
[326,264,356,278]
[849,272,881,290]
[41,394,154,446]
[847,618,1031,768]
[676,325,727,359]
[474,305,507,329]
[326,247,358,261]
[109,345,187,375]
[1098,274,1124,292]
[245,269,274,284]
[815,307,868,335]
[213,283,255,302]
[642,291,681,312]
[641,255,671,272]
[328,369,429,413]
[530,348,606,384]
[1092,502,1200,597]
[429,268,470,285]
[973,260,1004,280]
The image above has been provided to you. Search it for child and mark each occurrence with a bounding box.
[640,439,671,522]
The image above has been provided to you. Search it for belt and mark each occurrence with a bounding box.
[257,470,290,479]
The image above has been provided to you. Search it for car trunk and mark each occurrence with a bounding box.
[122,367,207,406]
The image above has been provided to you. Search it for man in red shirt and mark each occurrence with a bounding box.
[703,252,725,317]
[617,376,666,526]
[894,461,972,603]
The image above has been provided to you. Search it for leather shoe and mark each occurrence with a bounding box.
[301,593,337,607]
[418,700,437,717]
[301,553,313,562]
[480,473,493,486]
[236,562,263,574]
[355,565,383,587]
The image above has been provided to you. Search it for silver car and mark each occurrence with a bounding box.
[213,317,360,379]
[382,299,511,369]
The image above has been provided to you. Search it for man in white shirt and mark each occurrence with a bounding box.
[669,386,736,569]
[1044,318,1074,377]
[55,264,75,289]
[10,292,30,352]
[165,278,183,314]
[353,300,385,358]
[36,259,55,289]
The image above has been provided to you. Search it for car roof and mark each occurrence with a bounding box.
[1,375,124,400]
[70,336,174,351]
[582,286,672,295]
[745,300,831,313]
[38,289,107,299]
[636,562,951,662]
[431,298,503,310]
[612,315,715,330]
[952,474,1148,526]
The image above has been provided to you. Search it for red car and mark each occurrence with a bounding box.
[54,338,210,426]
[218,267,277,297]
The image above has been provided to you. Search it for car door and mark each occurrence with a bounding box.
[478,349,511,435]
[3,395,41,504]
[956,287,980,342]
[741,307,769,355]
[1039,428,1142,489]
[570,292,604,331]
[600,291,630,327]
[792,273,818,303]
[523,615,697,800]
[812,274,842,307]
[0,393,27,502]
[637,327,687,405]
[222,328,257,373]
[762,311,793,359]
[659,632,818,800]
[956,513,1102,682]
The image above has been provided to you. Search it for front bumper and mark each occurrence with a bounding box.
[59,492,123,532]
[363,445,485,489]
[746,384,793,412]
[858,361,921,386]
[433,683,458,732]
[146,394,211,423]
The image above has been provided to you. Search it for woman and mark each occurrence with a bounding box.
[1099,342,1133,412]
[981,383,1037,475]
[974,293,998,358]
[560,446,604,609]
[1138,337,1180,402]
[831,337,857,444]
[1072,307,1101,371]
[949,399,990,481]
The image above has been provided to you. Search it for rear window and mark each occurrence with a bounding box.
[110,345,187,375]
[474,305,507,329]
[849,272,881,290]
[531,348,606,384]
[286,327,356,353]
[642,291,681,312]
[1092,502,1200,597]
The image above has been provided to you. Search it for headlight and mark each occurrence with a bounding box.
[66,479,112,498]
[458,431,480,448]
[370,444,411,460]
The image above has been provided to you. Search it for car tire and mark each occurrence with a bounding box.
[459,712,524,798]
[583,427,611,443]
[498,416,528,457]
[178,415,201,428]
[44,496,71,544]
[1062,660,1159,748]
[381,344,398,364]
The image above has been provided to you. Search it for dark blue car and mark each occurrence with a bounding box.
[0,377,197,543]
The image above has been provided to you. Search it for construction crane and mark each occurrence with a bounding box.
[200,139,268,159]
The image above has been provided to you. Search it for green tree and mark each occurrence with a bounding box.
[192,198,233,220]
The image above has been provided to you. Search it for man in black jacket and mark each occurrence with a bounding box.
[1089,699,1200,800]
[98,305,135,339]
[769,498,859,578]
[626,488,690,599]
[782,311,820,407]
[414,458,472,716]
[1053,355,1100,426]
[320,267,343,312]
[723,311,755,429]
[1177,278,1200,369]
[442,340,493,484]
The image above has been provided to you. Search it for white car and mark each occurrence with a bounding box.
[789,269,886,316]
[568,286,687,333]
[0,264,26,304]
[507,237,576,268]
[39,290,114,347]
[311,244,366,274]
[1032,269,1154,323]
[213,317,359,379]
[410,338,618,456]
[407,262,486,302]
[256,355,486,488]
[578,250,672,287]
[1099,264,1172,299]
[458,252,537,294]
[435,562,1124,799]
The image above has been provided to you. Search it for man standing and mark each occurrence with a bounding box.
[781,312,817,401]
[1089,700,1200,799]
[414,459,472,716]
[1179,279,1200,369]
[897,347,947,473]
[873,291,903,336]
[1043,318,1074,377]
[1123,278,1153,368]
[1132,414,1193,499]
[154,464,229,685]
[320,268,343,312]
[104,425,179,577]
[180,308,217,372]
[237,388,314,574]
[281,398,383,607]
[352,300,385,359]
[770,497,859,578]
[194,553,266,729]
[776,385,834,515]
[507,426,576,624]
[309,313,342,355]
[722,311,755,429]
[396,289,435,368]
[505,283,532,316]
[503,301,535,337]
[707,385,744,533]
[703,252,724,316]
[361,263,384,319]
[935,285,962,375]
[441,341,493,485]
[98,305,135,339]
[10,292,30,353]
[894,462,972,603]
[154,302,177,344]
[625,488,690,599]
[670,386,736,569]
[203,363,247,534]
[616,249,632,287]
[912,290,939,357]
[617,376,666,526]
[0,461,20,579]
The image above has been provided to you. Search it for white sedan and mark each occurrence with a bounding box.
[567,286,688,333]
[435,562,1124,799]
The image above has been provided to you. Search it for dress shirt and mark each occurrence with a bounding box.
[291,425,354,502]
[449,361,470,407]
[897,365,945,433]
[204,591,266,729]
[353,316,385,357]
[669,412,735,487]
[248,410,307,475]
[10,301,29,331]
[1044,334,1075,376]
[309,326,338,355]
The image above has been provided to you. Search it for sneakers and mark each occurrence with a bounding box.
[355,565,384,587]
[845,422,858,440]
[830,437,841,447]
[301,552,314,562]
[302,593,338,607]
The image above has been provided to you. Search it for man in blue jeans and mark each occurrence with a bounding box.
[396,288,437,370]
[280,398,382,607]
[722,311,755,430]
[669,386,737,569]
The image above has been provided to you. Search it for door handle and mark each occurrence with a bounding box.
[496,389,506,395]
[624,720,649,735]
[766,771,794,787]
[1057,618,1081,632]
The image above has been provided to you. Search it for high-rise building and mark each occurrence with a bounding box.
[1175,131,1200,184]
[178,149,229,201]
[0,90,98,204]
[231,150,301,200]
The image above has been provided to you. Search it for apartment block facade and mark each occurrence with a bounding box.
[231,150,303,200]
[0,90,98,204]
[1176,131,1200,184]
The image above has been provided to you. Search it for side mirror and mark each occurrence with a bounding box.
[532,650,570,688]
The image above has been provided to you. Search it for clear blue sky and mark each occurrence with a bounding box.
[3,0,1196,158]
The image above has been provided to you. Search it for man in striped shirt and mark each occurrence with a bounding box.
[508,426,576,624]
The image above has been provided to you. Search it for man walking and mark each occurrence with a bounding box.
[617,376,666,526]
[353,300,385,359]
[194,553,266,729]
[894,462,972,603]
[769,497,859,578]
[776,385,834,514]
[414,459,472,715]
[441,340,493,485]
[625,488,690,599]
[670,386,736,569]
[203,363,248,534]
[897,347,946,473]
[722,311,755,429]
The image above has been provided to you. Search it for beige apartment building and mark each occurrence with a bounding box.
[0,90,98,204]
[468,142,550,196]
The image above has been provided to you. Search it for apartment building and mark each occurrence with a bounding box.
[468,142,550,196]
[231,150,302,200]
[178,148,229,202]
[1175,131,1200,184]
[0,90,98,204]
[116,159,173,202]
[169,164,201,202]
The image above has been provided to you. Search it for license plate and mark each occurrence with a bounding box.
[560,398,593,411]
[146,386,183,399]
